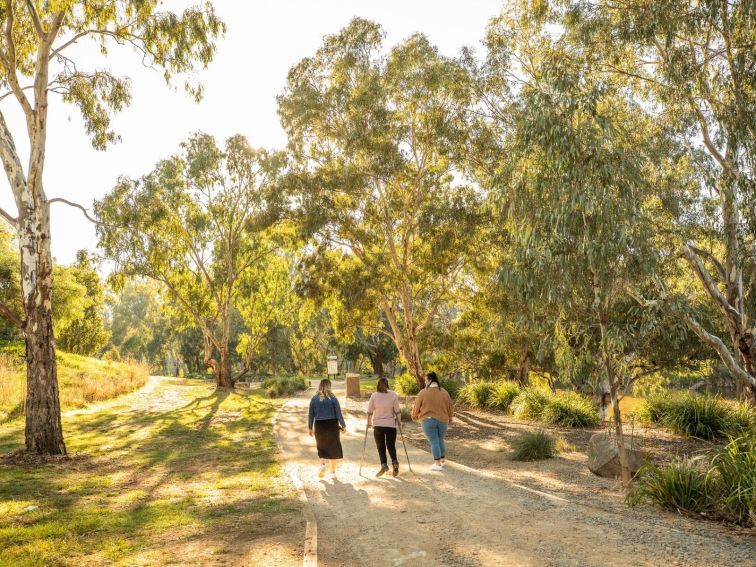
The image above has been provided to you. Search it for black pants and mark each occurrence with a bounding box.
[373,426,398,466]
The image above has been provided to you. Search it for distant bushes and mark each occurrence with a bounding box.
[629,435,756,527]
[458,381,498,408]
[442,379,463,400]
[395,373,420,395]
[510,430,559,461]
[262,375,307,397]
[637,392,755,440]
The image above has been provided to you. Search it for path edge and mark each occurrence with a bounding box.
[272,398,318,567]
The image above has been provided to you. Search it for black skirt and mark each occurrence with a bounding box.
[314,419,343,459]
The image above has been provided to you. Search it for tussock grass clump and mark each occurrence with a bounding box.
[541,391,600,427]
[627,457,712,515]
[510,387,552,420]
[509,430,558,461]
[710,436,756,526]
[629,436,756,527]
[395,373,420,395]
[442,379,463,400]
[637,392,737,440]
[727,401,756,436]
[486,381,521,412]
[662,394,731,440]
[458,381,498,408]
[261,375,307,397]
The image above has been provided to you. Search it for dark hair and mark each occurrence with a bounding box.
[425,371,440,388]
[377,377,389,393]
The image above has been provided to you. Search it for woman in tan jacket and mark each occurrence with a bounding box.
[411,371,454,471]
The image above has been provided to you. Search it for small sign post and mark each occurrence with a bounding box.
[326,355,338,378]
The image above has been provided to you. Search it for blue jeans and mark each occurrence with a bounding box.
[421,417,448,460]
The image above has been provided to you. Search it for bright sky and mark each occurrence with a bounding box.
[0,0,502,266]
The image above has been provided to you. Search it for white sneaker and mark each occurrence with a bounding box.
[430,463,443,471]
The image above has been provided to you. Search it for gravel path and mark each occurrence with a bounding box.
[275,384,756,567]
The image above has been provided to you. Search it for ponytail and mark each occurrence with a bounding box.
[425,371,440,388]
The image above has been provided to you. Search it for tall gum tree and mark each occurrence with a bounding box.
[0,1,223,454]
[562,0,756,400]
[96,133,286,388]
[278,18,483,388]
[476,3,689,485]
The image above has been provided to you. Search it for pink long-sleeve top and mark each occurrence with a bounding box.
[367,390,401,428]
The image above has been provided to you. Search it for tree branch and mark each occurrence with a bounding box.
[0,205,17,227]
[681,242,741,321]
[48,197,102,224]
[0,300,23,330]
[24,0,45,39]
[688,244,727,283]
[0,0,34,122]
[684,315,756,388]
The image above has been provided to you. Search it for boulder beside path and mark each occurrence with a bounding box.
[587,432,646,478]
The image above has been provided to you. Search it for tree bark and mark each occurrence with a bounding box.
[517,350,531,386]
[20,203,66,455]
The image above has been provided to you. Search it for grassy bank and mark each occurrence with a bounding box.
[0,377,301,566]
[0,343,149,421]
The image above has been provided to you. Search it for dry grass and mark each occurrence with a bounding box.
[0,345,149,421]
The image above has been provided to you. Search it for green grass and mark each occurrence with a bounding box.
[627,457,712,516]
[540,391,600,428]
[458,381,498,408]
[628,436,756,527]
[510,387,553,420]
[486,381,522,412]
[509,430,559,461]
[710,435,756,526]
[0,377,299,566]
[637,392,745,440]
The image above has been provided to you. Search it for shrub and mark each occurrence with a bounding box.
[486,381,521,412]
[442,379,463,400]
[627,458,712,515]
[662,394,731,440]
[400,404,412,422]
[541,391,600,428]
[709,436,756,527]
[726,401,756,437]
[262,376,307,397]
[458,381,498,408]
[510,387,552,420]
[509,430,558,461]
[636,392,679,425]
[395,373,421,395]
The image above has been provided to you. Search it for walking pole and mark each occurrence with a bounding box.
[358,417,370,476]
[395,412,413,473]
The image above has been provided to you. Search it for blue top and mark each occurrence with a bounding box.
[308,394,346,430]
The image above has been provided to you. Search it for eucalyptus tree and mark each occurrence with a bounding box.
[0,1,223,454]
[561,0,756,399]
[97,133,286,388]
[279,18,483,387]
[478,5,690,484]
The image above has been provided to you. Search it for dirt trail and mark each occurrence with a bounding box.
[276,385,756,567]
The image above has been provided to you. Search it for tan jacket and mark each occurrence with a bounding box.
[411,385,454,423]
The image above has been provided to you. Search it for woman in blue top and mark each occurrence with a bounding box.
[308,379,346,478]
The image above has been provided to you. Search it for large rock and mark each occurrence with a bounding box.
[587,432,647,478]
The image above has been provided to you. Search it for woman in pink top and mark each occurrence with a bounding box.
[367,378,402,477]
